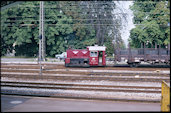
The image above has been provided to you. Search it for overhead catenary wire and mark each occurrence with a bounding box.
[1,1,169,27]
[2,19,123,22]
[15,1,164,7]
[3,0,167,11]
[4,12,170,18]
[2,23,169,27]
[6,5,169,15]
[2,17,169,22]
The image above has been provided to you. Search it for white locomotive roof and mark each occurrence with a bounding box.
[87,45,106,51]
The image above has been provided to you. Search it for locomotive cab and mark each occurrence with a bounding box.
[87,45,106,66]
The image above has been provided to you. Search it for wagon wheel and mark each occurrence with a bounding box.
[129,63,139,68]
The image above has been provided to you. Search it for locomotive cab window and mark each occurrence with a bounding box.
[90,51,98,57]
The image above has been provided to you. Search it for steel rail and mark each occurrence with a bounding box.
[1,73,170,83]
[1,81,161,93]
[1,81,161,89]
[1,71,170,79]
[1,63,170,71]
[1,64,170,71]
[1,68,170,77]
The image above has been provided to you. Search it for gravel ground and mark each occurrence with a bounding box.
[1,77,162,87]
[1,72,170,80]
[1,77,162,102]
[1,58,64,64]
[1,87,161,101]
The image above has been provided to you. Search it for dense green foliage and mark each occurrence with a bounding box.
[1,1,120,57]
[129,0,170,48]
[1,2,40,56]
[2,1,169,58]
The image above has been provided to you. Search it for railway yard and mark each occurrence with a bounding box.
[1,58,170,111]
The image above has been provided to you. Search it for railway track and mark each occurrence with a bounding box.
[1,72,170,83]
[1,62,170,103]
[1,81,161,93]
[1,67,170,76]
[1,63,170,83]
[1,63,170,71]
[1,80,161,103]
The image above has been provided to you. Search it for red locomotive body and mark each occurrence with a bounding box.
[65,45,106,67]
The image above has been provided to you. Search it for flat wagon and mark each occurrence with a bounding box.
[114,43,170,67]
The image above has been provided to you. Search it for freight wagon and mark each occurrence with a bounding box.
[114,43,170,67]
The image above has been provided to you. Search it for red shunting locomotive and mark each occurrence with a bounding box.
[65,45,106,67]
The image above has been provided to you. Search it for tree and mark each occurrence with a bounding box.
[1,1,40,57]
[59,1,96,49]
[80,0,116,46]
[129,0,170,48]
[1,1,126,57]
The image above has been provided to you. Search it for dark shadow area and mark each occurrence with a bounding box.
[113,64,170,68]
[1,95,30,112]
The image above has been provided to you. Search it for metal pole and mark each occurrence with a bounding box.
[39,1,43,75]
[41,1,45,61]
[39,1,45,62]
[39,2,41,62]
